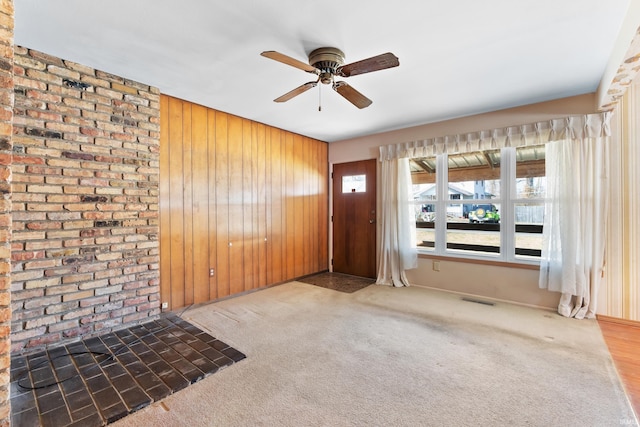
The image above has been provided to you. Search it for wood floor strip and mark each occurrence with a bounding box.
[598,317,640,420]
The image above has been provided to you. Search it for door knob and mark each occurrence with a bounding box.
[369,219,375,224]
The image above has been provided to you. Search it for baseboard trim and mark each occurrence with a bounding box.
[411,283,556,312]
[597,314,640,328]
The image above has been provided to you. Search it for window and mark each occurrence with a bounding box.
[513,145,545,259]
[410,146,545,263]
[411,157,437,249]
[342,174,366,193]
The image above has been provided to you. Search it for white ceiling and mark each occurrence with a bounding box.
[14,0,633,142]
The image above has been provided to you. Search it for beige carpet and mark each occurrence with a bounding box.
[113,282,638,427]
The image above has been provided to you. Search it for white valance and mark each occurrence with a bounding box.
[379,112,611,161]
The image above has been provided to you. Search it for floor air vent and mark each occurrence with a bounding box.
[461,297,495,306]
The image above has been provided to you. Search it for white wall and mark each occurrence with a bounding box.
[406,259,559,309]
[329,93,596,163]
[328,94,597,309]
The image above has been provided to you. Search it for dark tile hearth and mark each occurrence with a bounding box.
[298,272,375,293]
[10,315,246,427]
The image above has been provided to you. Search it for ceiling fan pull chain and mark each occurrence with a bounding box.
[318,82,322,112]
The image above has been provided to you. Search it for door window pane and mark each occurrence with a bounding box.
[342,174,366,193]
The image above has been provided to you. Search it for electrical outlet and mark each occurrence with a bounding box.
[161,302,168,309]
[209,268,215,277]
[433,261,440,272]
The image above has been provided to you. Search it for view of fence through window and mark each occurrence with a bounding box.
[513,145,546,257]
[411,145,546,259]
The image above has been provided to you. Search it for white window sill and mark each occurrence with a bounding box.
[416,251,540,270]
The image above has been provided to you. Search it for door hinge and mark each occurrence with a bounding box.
[331,215,333,222]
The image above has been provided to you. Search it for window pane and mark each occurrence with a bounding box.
[342,174,366,193]
[515,146,545,258]
[447,203,500,255]
[448,150,500,200]
[412,183,437,202]
[467,203,500,224]
[411,158,437,250]
[515,203,543,258]
[415,202,436,222]
[416,217,436,249]
[515,145,545,199]
[413,186,436,249]
[409,158,436,183]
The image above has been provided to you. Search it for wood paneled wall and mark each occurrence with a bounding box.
[160,95,328,310]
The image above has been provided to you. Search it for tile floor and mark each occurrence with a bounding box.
[10,314,245,427]
[298,271,375,293]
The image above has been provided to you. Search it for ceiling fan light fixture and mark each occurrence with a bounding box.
[319,72,333,85]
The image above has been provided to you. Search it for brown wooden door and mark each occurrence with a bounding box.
[332,159,377,278]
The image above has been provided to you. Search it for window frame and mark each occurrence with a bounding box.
[412,147,542,266]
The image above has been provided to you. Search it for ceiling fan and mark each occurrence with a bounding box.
[261,47,399,109]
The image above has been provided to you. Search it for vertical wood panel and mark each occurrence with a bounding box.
[182,103,194,306]
[303,138,311,274]
[294,135,304,277]
[319,141,329,270]
[242,119,254,291]
[207,109,218,300]
[270,128,283,283]
[159,95,172,308]
[265,126,273,285]
[215,111,230,298]
[308,139,316,273]
[228,115,245,294]
[168,97,185,308]
[252,123,260,288]
[285,133,295,280]
[191,104,209,304]
[311,140,320,273]
[256,123,267,288]
[159,95,329,309]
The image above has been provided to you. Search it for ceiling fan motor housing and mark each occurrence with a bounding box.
[309,47,345,84]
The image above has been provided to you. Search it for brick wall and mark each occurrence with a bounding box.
[0,0,12,423]
[11,47,160,354]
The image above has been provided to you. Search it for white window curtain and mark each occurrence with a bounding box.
[378,112,611,310]
[539,113,611,319]
[376,156,417,287]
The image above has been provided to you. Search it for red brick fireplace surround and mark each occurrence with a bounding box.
[10,45,161,355]
[0,1,14,424]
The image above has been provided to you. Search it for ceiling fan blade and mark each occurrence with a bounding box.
[261,51,317,73]
[333,81,372,109]
[337,52,399,77]
[274,81,318,103]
